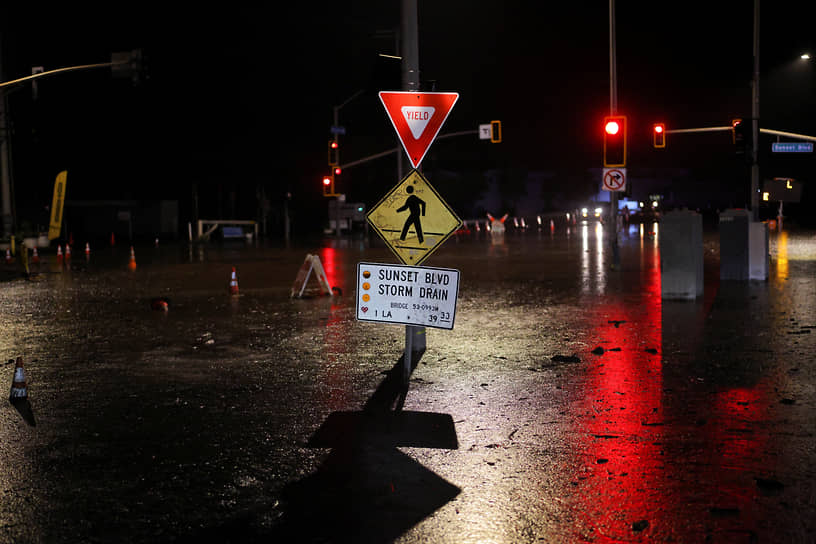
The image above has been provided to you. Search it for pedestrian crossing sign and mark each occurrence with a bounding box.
[367,169,462,266]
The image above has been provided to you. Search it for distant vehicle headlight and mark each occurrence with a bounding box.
[581,207,588,217]
[594,207,602,217]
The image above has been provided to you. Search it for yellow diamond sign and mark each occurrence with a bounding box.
[367,169,462,266]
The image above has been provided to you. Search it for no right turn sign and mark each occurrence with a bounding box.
[602,167,627,192]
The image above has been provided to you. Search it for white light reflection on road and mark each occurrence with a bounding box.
[580,223,606,295]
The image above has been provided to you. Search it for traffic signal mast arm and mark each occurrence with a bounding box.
[664,125,733,134]
[0,50,143,91]
[759,128,816,143]
[334,128,497,171]
[0,62,123,90]
[661,125,816,141]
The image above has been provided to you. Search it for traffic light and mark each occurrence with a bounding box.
[111,49,146,85]
[732,118,747,155]
[490,120,502,143]
[328,140,339,166]
[603,115,627,167]
[653,123,666,148]
[322,174,334,196]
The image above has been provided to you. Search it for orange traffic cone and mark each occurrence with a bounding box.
[9,357,27,402]
[56,245,64,264]
[85,242,91,258]
[229,267,239,295]
[4,249,11,264]
[65,244,72,260]
[110,232,116,246]
[128,246,137,270]
[32,247,40,264]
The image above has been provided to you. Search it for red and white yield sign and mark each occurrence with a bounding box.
[602,167,627,192]
[379,91,459,169]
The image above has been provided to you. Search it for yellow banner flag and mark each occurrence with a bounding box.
[48,170,67,240]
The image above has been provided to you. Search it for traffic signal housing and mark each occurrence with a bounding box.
[603,115,627,167]
[322,174,334,197]
[732,118,748,155]
[111,49,146,85]
[328,140,339,166]
[490,120,502,143]
[653,123,666,148]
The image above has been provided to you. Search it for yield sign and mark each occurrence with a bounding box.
[379,91,459,169]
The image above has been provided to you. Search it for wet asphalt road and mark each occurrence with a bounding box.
[1,223,815,543]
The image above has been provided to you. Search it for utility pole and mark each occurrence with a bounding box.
[0,50,140,239]
[401,0,424,385]
[608,0,620,268]
[0,37,14,237]
[750,0,760,220]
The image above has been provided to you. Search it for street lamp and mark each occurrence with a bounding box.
[800,53,811,60]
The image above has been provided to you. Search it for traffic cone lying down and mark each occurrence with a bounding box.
[9,357,27,402]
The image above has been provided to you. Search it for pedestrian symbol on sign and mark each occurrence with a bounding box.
[398,185,426,243]
[367,169,462,266]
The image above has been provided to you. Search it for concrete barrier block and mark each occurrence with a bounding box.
[660,210,703,299]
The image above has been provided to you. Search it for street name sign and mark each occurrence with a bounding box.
[772,142,813,153]
[379,91,459,169]
[356,262,459,330]
[602,167,627,192]
[367,169,462,266]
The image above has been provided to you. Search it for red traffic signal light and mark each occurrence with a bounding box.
[605,120,621,135]
[328,140,339,166]
[322,174,334,196]
[603,115,627,167]
[653,123,666,148]
[333,166,342,175]
[732,118,748,154]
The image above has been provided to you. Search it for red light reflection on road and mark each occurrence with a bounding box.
[569,231,665,540]
[567,227,778,541]
[319,247,341,290]
[318,247,352,411]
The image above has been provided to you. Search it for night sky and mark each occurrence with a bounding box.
[1,2,815,232]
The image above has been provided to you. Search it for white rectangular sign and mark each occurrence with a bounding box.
[602,167,627,192]
[356,262,459,330]
[478,123,492,140]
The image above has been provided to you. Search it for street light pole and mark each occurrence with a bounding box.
[0,55,136,238]
[0,39,14,237]
[608,0,620,268]
[401,0,424,386]
[750,0,760,220]
[329,89,364,236]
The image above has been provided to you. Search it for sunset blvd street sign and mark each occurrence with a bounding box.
[356,262,459,330]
